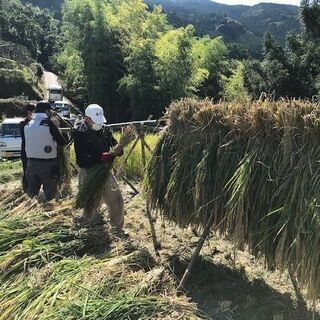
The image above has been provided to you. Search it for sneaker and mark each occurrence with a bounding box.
[109,228,130,240]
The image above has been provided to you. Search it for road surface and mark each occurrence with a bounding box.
[42,70,70,103]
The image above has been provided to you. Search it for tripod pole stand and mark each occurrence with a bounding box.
[115,124,161,254]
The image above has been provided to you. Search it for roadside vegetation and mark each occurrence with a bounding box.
[0,160,22,184]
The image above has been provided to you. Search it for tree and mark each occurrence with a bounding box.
[0,0,58,67]
[192,36,229,99]
[243,1,320,100]
[222,62,250,101]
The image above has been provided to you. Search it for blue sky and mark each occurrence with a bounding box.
[214,0,300,5]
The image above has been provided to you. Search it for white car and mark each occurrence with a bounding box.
[48,85,63,103]
[0,118,24,158]
[53,101,71,118]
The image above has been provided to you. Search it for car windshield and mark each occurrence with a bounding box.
[50,89,62,95]
[0,124,21,137]
[62,106,70,111]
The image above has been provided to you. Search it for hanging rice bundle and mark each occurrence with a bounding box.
[76,126,136,209]
[57,146,72,198]
[146,98,320,299]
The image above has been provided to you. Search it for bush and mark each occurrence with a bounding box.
[0,98,30,117]
[0,58,19,70]
[0,67,42,100]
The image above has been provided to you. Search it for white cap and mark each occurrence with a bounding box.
[85,104,106,124]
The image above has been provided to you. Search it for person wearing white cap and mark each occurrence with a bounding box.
[73,104,125,233]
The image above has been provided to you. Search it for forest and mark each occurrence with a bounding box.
[0,0,320,122]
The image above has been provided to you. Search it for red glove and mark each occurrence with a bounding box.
[100,152,115,162]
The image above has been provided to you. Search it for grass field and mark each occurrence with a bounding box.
[0,159,22,183]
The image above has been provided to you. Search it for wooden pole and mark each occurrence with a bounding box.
[119,174,139,195]
[177,211,215,293]
[115,137,139,177]
[140,127,161,254]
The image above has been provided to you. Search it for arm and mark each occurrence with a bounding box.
[19,120,26,146]
[103,127,123,156]
[48,120,67,146]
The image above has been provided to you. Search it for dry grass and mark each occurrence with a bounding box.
[146,98,320,300]
[0,188,199,320]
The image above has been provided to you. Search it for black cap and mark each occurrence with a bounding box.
[35,101,52,113]
[25,103,35,114]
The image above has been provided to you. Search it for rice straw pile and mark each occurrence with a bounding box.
[0,190,198,320]
[146,98,320,299]
[76,126,136,209]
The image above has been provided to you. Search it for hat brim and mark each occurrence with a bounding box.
[90,115,106,125]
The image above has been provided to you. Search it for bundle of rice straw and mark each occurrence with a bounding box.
[76,126,136,209]
[146,98,320,300]
[57,147,72,197]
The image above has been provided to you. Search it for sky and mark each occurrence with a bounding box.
[214,0,300,5]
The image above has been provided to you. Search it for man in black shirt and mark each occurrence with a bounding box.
[24,101,67,201]
[19,104,35,192]
[74,104,125,231]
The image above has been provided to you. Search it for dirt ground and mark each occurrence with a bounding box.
[2,177,320,320]
[118,181,320,320]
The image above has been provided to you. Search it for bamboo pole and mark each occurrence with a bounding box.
[140,128,161,254]
[115,137,140,177]
[177,211,215,293]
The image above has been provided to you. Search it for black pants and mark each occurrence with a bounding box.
[26,158,60,202]
[21,155,28,192]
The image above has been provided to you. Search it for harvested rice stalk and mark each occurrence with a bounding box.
[0,247,198,320]
[146,98,320,299]
[76,126,136,209]
[57,146,72,198]
[0,212,111,280]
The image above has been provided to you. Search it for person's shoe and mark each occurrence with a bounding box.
[74,214,105,228]
[109,227,130,240]
[116,229,130,240]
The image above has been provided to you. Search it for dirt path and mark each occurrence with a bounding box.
[120,182,320,320]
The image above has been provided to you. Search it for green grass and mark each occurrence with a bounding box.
[0,160,22,183]
[114,133,158,180]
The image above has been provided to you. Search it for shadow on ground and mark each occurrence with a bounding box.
[169,256,320,320]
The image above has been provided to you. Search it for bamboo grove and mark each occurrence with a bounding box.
[146,98,320,299]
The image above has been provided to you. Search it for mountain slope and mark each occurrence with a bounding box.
[146,0,302,56]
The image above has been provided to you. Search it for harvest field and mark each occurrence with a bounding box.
[1,106,320,319]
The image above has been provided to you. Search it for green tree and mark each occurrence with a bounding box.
[222,62,250,101]
[0,0,58,67]
[192,36,229,99]
[154,25,204,107]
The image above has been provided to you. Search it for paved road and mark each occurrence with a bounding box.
[42,70,70,103]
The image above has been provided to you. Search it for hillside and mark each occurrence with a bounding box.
[11,0,302,57]
[146,0,302,56]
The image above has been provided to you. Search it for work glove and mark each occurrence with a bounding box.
[100,152,115,162]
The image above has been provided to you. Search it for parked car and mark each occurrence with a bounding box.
[0,118,24,158]
[53,101,71,118]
